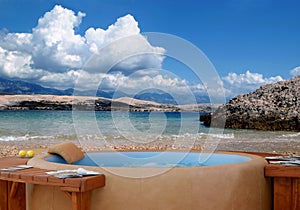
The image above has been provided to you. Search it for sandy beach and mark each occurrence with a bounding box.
[1,138,299,158]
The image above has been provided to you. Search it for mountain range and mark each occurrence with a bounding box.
[0,77,211,104]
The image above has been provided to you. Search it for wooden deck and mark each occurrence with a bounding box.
[0,157,105,210]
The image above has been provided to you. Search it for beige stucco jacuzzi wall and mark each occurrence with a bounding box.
[27,152,271,210]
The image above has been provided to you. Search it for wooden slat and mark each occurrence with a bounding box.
[265,164,300,178]
[48,175,65,185]
[9,182,19,198]
[64,191,72,200]
[32,174,50,183]
[71,191,90,210]
[81,175,105,192]
[60,186,81,192]
[61,175,105,192]
[0,180,8,210]
[7,181,26,210]
[20,168,45,181]
[64,177,88,189]
[292,179,300,210]
[9,172,22,180]
[273,177,292,210]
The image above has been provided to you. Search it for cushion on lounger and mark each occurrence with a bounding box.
[47,142,84,164]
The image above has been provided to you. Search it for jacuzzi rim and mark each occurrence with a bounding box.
[28,151,264,171]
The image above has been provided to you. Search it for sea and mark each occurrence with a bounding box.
[1,110,300,153]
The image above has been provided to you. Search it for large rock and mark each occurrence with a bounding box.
[211,75,300,131]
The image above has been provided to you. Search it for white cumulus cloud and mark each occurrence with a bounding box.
[222,70,283,97]
[0,5,165,90]
[31,5,88,72]
[83,34,165,75]
[290,66,300,77]
[0,46,44,79]
[85,14,140,53]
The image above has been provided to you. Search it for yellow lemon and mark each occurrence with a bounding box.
[26,150,35,157]
[19,150,27,157]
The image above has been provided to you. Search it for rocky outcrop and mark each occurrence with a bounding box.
[210,76,300,131]
[199,113,212,127]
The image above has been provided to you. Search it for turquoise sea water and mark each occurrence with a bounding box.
[0,110,299,152]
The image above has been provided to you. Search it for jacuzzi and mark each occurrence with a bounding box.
[27,151,271,210]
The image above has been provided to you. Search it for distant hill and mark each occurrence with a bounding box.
[134,92,177,104]
[0,77,211,104]
[0,95,180,112]
[0,78,67,95]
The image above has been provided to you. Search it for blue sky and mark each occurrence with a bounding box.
[0,0,299,100]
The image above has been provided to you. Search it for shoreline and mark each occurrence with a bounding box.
[1,139,299,158]
[0,94,215,112]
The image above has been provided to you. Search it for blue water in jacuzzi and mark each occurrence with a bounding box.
[44,152,252,168]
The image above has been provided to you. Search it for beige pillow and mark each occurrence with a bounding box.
[48,142,84,164]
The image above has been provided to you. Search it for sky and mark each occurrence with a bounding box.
[0,0,299,101]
